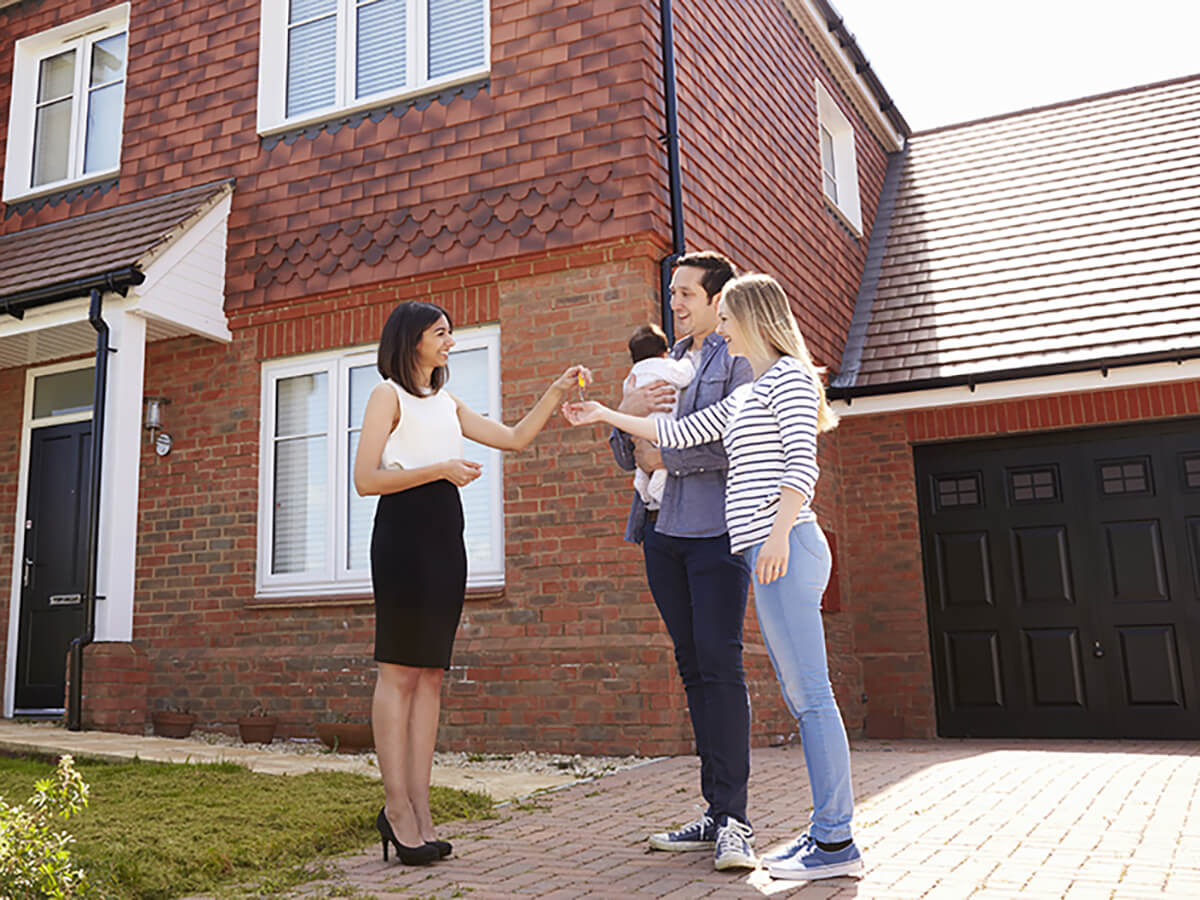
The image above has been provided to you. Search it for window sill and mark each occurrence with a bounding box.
[3,169,120,207]
[822,194,863,240]
[248,581,505,608]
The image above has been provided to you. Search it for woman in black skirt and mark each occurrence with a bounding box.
[353,301,589,865]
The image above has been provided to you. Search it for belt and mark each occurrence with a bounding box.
[646,509,659,523]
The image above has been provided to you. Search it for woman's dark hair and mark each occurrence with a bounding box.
[377,301,452,395]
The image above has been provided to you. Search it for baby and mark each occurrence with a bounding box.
[625,323,696,507]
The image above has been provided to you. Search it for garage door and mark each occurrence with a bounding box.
[915,417,1200,738]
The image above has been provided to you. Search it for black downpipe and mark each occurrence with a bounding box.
[658,0,685,344]
[67,287,110,731]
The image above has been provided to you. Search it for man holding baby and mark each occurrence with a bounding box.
[608,250,756,870]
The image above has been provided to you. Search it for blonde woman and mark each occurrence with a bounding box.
[563,274,862,882]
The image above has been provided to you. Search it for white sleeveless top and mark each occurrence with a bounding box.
[380,381,463,470]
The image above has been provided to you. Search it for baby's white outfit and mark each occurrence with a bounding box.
[627,355,696,507]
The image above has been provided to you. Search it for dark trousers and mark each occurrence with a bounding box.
[643,526,752,824]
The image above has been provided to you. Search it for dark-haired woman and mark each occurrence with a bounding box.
[354,301,590,865]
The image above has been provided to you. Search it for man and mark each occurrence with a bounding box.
[609,250,756,870]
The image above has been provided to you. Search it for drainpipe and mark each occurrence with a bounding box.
[658,0,685,344]
[67,287,112,731]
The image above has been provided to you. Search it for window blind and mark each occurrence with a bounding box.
[356,0,406,99]
[427,0,485,80]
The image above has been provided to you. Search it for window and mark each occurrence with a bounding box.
[258,0,489,134]
[814,79,863,234]
[256,327,503,598]
[935,473,982,510]
[2,5,129,202]
[1008,466,1061,504]
[1097,457,1153,496]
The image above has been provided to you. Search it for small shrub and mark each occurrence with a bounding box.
[0,754,94,899]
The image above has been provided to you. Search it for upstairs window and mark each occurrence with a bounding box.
[258,0,489,133]
[815,79,863,234]
[3,5,129,202]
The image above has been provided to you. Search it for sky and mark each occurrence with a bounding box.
[827,0,1200,132]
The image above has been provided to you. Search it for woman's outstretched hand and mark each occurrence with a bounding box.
[441,459,483,486]
[551,365,594,397]
[560,400,607,426]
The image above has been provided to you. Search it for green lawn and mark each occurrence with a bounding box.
[0,754,494,900]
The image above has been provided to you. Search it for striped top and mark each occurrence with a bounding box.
[656,356,820,553]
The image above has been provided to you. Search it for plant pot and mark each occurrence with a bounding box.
[237,716,278,744]
[152,710,196,739]
[315,722,374,753]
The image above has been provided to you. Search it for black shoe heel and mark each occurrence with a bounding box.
[376,808,439,865]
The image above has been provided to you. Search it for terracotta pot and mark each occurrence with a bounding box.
[152,710,196,739]
[237,716,278,744]
[315,722,374,752]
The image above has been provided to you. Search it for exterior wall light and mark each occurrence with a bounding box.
[144,396,172,456]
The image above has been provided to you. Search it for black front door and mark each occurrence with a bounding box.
[915,417,1200,738]
[16,421,91,712]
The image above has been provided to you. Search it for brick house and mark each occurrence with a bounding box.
[3,0,1192,750]
[0,0,905,751]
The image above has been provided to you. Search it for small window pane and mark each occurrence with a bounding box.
[1184,456,1200,490]
[357,0,407,98]
[1099,458,1151,496]
[428,0,486,80]
[84,81,123,173]
[90,32,126,85]
[273,436,328,574]
[287,14,338,116]
[32,98,73,187]
[346,430,376,570]
[349,364,379,426]
[37,50,76,102]
[936,474,981,510]
[32,368,94,418]
[276,373,328,437]
[291,0,337,22]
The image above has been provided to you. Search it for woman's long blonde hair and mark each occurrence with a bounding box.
[721,273,839,433]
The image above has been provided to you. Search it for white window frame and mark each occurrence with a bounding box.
[255,326,504,599]
[815,79,863,235]
[2,4,130,203]
[257,0,491,136]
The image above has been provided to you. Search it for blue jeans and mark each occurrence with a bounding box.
[745,520,854,842]
[643,527,752,824]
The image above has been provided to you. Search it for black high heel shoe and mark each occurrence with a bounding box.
[376,808,439,865]
[429,839,452,858]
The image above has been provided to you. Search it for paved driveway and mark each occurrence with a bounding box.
[286,740,1200,898]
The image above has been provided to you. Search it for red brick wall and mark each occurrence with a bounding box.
[0,0,667,307]
[839,379,1200,738]
[127,237,791,753]
[673,0,893,369]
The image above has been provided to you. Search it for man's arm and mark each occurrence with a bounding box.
[608,426,637,471]
[658,354,753,476]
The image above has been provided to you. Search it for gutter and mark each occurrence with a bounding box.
[657,0,685,344]
[809,0,911,138]
[829,347,1200,404]
[1,267,145,319]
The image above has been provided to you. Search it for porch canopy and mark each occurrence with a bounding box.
[0,179,234,367]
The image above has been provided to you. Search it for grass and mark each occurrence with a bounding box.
[0,754,494,900]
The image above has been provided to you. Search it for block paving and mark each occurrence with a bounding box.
[276,739,1200,898]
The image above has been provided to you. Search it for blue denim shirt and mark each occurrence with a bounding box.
[609,331,753,543]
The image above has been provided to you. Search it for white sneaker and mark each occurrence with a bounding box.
[713,818,757,870]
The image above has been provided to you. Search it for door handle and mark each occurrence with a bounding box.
[1093,640,1105,659]
[22,557,32,589]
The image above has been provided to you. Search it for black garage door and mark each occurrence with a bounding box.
[915,417,1200,738]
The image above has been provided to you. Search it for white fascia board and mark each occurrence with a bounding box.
[0,297,92,339]
[833,359,1200,417]
[781,0,904,152]
[132,191,232,343]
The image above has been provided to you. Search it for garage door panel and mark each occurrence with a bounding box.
[936,531,994,609]
[1103,520,1170,604]
[1117,625,1186,707]
[1022,628,1087,707]
[944,631,1004,709]
[1185,517,1200,597]
[1011,526,1074,605]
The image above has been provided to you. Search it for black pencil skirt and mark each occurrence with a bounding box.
[370,480,467,668]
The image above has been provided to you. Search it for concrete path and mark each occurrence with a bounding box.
[284,739,1200,899]
[0,720,573,802]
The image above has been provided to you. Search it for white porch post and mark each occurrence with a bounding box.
[94,304,145,642]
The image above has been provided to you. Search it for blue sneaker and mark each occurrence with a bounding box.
[713,818,757,870]
[648,813,717,851]
[766,837,864,881]
[762,833,815,864]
